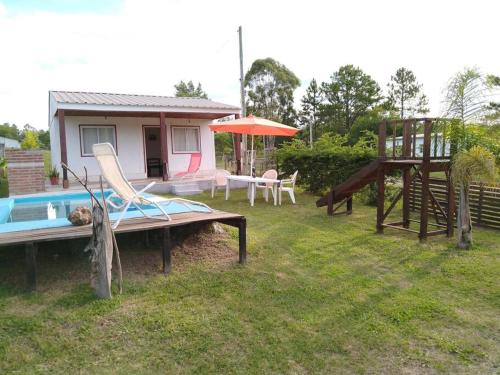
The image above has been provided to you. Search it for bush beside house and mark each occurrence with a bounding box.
[277,134,376,194]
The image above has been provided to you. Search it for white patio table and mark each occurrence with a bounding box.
[225,175,281,207]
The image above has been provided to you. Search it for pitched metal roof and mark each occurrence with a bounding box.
[50,91,240,111]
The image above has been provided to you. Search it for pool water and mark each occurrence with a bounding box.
[7,191,118,223]
[0,190,210,233]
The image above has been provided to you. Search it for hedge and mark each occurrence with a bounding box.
[277,146,376,194]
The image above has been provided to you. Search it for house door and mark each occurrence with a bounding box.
[144,126,162,177]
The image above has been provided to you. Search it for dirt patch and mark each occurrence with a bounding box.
[172,224,236,269]
[119,223,236,274]
[0,223,237,292]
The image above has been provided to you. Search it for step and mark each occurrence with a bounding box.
[170,182,203,196]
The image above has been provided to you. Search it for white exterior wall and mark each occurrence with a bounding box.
[49,116,61,169]
[51,115,216,181]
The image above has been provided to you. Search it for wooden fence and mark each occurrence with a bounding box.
[410,178,500,230]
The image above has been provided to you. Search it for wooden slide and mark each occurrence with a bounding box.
[316,159,381,211]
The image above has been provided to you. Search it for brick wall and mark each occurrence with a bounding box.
[5,149,46,196]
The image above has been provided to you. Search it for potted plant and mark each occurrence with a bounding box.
[49,165,60,185]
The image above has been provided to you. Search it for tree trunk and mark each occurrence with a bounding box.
[85,204,113,298]
[457,182,472,249]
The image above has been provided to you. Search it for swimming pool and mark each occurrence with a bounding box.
[0,190,210,233]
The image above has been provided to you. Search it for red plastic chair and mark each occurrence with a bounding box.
[174,153,202,178]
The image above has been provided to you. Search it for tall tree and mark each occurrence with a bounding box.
[320,65,381,133]
[387,67,429,118]
[244,58,300,126]
[0,123,20,140]
[443,67,488,124]
[245,58,300,154]
[38,129,50,149]
[485,74,500,124]
[299,78,322,147]
[174,80,208,98]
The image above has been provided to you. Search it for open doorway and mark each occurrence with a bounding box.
[143,126,162,177]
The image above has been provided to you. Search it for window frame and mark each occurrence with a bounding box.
[170,126,201,154]
[79,124,118,157]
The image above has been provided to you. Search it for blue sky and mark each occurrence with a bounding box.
[2,0,122,13]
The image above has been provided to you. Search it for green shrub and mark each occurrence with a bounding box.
[355,178,401,206]
[276,133,376,194]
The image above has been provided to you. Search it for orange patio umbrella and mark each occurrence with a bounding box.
[209,115,299,172]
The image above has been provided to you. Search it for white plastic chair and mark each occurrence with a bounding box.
[256,169,278,202]
[211,169,231,198]
[92,143,212,229]
[279,170,298,205]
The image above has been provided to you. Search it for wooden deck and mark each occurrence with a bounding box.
[0,210,246,291]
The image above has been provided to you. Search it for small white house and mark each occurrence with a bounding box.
[0,136,21,157]
[49,91,240,187]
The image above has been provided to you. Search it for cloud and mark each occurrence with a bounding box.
[0,0,498,128]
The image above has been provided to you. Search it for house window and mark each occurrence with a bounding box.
[80,125,117,156]
[172,126,200,153]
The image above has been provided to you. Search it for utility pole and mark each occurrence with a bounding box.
[238,26,247,172]
[238,26,246,117]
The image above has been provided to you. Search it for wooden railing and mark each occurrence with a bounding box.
[410,178,500,230]
[379,118,452,160]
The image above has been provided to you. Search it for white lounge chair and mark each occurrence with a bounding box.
[92,143,212,229]
[255,169,278,202]
[279,170,298,205]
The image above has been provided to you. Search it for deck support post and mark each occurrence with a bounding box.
[58,109,69,188]
[419,120,433,241]
[327,190,334,216]
[376,165,385,233]
[346,196,353,215]
[402,167,411,228]
[159,112,169,181]
[238,218,247,264]
[376,120,387,233]
[402,120,412,228]
[162,227,172,274]
[25,242,37,291]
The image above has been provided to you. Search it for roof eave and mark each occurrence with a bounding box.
[54,102,240,116]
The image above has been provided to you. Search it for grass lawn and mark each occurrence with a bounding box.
[0,190,499,373]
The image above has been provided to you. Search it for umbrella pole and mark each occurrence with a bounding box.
[251,135,254,176]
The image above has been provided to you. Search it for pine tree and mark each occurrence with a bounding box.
[387,67,429,119]
[174,80,208,98]
[299,79,323,147]
[320,65,381,133]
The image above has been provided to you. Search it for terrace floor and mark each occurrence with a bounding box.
[44,175,217,195]
[0,190,499,373]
